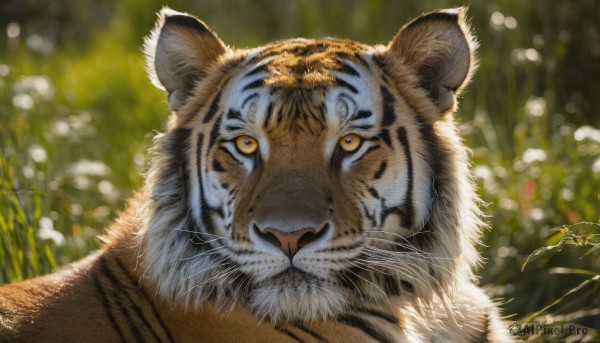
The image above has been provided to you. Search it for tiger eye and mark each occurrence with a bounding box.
[235,135,258,155]
[339,133,362,153]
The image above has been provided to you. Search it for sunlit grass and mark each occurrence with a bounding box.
[0,151,57,284]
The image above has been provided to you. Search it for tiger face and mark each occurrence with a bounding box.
[140,7,482,322]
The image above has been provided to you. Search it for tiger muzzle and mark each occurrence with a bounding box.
[249,172,332,260]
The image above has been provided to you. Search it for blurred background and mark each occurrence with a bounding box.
[1,0,599,341]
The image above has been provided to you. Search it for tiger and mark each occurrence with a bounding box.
[0,7,513,343]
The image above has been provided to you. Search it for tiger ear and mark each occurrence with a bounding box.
[387,7,477,113]
[144,7,227,111]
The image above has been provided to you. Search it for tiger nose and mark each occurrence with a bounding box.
[253,224,329,259]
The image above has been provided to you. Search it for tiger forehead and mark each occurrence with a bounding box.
[252,38,371,88]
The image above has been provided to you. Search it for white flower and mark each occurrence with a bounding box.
[490,12,505,31]
[500,198,519,211]
[52,120,70,137]
[522,148,547,164]
[525,96,546,117]
[29,144,48,163]
[98,180,114,194]
[504,16,517,30]
[0,64,10,77]
[592,157,600,174]
[529,208,545,221]
[37,216,65,246]
[473,165,493,180]
[13,75,54,100]
[67,160,110,176]
[12,93,33,110]
[574,125,600,143]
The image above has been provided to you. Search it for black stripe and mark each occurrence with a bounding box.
[400,280,415,293]
[241,93,259,108]
[196,133,209,231]
[406,101,447,246]
[335,78,358,93]
[372,55,386,70]
[414,113,445,178]
[98,258,144,343]
[255,48,281,61]
[263,103,274,128]
[218,146,239,163]
[338,62,360,77]
[429,265,437,279]
[357,308,399,325]
[202,91,222,123]
[114,259,175,343]
[295,324,329,342]
[396,127,415,229]
[374,161,387,179]
[368,187,380,199]
[197,133,223,234]
[165,128,192,160]
[157,128,193,230]
[352,145,380,165]
[110,259,168,343]
[380,86,396,126]
[212,159,225,172]
[361,202,377,227]
[351,110,373,121]
[276,100,285,125]
[381,206,412,234]
[91,268,126,342]
[208,117,222,152]
[242,78,264,91]
[339,94,358,115]
[379,129,392,147]
[274,326,304,343]
[338,314,394,343]
[244,64,268,78]
[382,274,401,296]
[350,125,373,130]
[226,109,243,121]
[353,53,370,68]
[224,126,243,131]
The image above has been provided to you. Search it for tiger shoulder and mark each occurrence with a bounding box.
[0,7,513,342]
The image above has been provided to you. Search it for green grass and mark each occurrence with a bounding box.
[1,0,599,340]
[0,153,57,283]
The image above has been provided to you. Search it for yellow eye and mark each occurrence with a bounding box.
[339,134,362,153]
[235,135,258,155]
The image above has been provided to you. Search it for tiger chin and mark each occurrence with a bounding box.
[0,7,514,343]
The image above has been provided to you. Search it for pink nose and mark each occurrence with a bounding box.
[259,227,319,259]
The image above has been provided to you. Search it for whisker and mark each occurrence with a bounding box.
[184,266,240,294]
[184,256,230,281]
[361,237,430,255]
[353,258,432,290]
[177,246,226,261]
[362,231,427,252]
[339,272,365,302]
[344,261,392,308]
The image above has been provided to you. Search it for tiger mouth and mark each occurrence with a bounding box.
[274,267,310,282]
[255,266,335,290]
[248,264,348,321]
